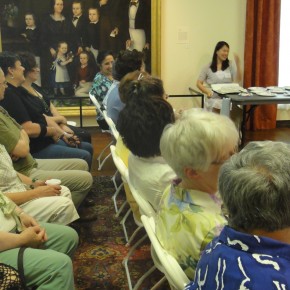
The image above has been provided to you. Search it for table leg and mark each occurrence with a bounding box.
[240,105,247,148]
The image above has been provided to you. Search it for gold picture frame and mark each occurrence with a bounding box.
[0,0,161,118]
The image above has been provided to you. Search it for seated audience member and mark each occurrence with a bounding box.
[0,144,79,225]
[156,109,239,279]
[0,66,92,211]
[186,141,290,289]
[0,51,93,169]
[89,50,114,129]
[105,49,145,124]
[117,74,176,210]
[0,192,78,289]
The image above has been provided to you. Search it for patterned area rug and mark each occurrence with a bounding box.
[73,176,169,290]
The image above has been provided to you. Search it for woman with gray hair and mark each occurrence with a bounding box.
[186,141,290,289]
[156,109,239,279]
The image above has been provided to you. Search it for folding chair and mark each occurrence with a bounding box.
[102,110,120,188]
[141,215,190,290]
[110,145,155,290]
[89,92,113,170]
[110,145,128,219]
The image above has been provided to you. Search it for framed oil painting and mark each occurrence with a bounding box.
[0,0,161,118]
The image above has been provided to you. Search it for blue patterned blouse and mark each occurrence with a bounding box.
[89,72,113,103]
[185,226,290,289]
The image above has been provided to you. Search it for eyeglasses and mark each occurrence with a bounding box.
[0,81,8,87]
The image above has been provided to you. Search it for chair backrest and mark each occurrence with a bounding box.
[127,179,156,218]
[103,110,120,140]
[141,215,190,290]
[89,92,104,117]
[110,145,129,181]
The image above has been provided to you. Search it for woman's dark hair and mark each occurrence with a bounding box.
[24,12,38,26]
[17,51,37,77]
[113,50,144,81]
[79,50,97,69]
[0,51,20,76]
[210,41,230,72]
[117,77,175,158]
[96,50,113,69]
[50,0,64,14]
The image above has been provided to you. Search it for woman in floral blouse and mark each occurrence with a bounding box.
[156,109,239,279]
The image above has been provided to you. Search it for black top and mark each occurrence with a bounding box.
[40,14,77,52]
[21,27,41,56]
[70,14,89,48]
[0,83,54,154]
[86,22,100,49]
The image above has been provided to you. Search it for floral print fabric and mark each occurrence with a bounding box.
[156,183,226,279]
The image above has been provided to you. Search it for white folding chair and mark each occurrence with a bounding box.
[110,145,155,290]
[89,92,113,170]
[121,180,158,290]
[103,110,119,140]
[110,145,129,220]
[103,111,120,190]
[141,215,190,290]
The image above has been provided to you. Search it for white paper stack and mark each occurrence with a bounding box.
[211,83,243,94]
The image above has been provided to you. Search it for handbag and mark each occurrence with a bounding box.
[0,261,24,290]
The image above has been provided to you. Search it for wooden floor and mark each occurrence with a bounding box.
[89,125,290,176]
[90,128,116,176]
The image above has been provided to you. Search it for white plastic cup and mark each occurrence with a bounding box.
[45,179,61,185]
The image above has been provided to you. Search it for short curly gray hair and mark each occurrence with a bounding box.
[219,141,290,232]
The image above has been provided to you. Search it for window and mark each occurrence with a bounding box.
[278,0,290,86]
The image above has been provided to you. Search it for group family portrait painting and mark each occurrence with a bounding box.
[0,0,151,108]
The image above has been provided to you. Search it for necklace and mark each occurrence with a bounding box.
[22,85,51,114]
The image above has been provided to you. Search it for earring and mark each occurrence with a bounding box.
[10,75,14,79]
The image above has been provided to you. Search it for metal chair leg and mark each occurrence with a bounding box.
[120,208,132,242]
[97,140,113,170]
[126,225,143,247]
[112,183,124,213]
[111,170,118,190]
[150,276,167,290]
[122,233,148,290]
[133,265,156,290]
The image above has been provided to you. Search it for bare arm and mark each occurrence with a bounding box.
[0,205,46,251]
[196,80,213,97]
[50,103,67,124]
[21,121,58,139]
[17,172,45,187]
[59,58,73,66]
[233,53,242,84]
[17,172,33,185]
[5,185,61,205]
[11,129,30,158]
[0,227,46,251]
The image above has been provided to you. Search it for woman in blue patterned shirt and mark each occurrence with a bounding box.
[89,51,114,129]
